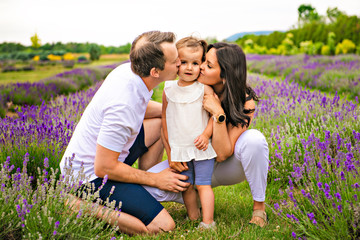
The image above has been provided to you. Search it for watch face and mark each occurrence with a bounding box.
[218,115,225,122]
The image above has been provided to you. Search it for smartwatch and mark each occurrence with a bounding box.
[213,114,226,123]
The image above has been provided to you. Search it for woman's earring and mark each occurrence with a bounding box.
[222,79,225,85]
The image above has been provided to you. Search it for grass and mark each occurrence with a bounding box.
[105,182,292,240]
[0,54,129,85]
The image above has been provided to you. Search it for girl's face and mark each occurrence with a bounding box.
[198,48,223,92]
[177,47,203,86]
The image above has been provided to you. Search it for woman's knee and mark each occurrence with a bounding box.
[235,129,269,163]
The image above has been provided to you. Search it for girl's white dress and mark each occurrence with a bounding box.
[164,80,217,162]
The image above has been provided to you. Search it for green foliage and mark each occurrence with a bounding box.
[300,40,313,54]
[234,8,360,55]
[335,39,357,54]
[205,36,219,44]
[89,44,101,61]
[326,7,345,23]
[77,55,87,61]
[321,45,331,55]
[327,32,336,55]
[298,4,321,26]
[118,43,132,53]
[30,33,41,49]
[0,155,120,239]
[0,42,26,53]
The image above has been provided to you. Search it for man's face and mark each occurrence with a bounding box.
[158,42,180,81]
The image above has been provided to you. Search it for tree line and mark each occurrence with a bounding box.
[235,5,360,53]
[0,41,131,55]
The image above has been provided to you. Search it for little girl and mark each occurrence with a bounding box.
[162,36,217,229]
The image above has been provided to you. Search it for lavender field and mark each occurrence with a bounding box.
[0,56,359,239]
[247,54,360,99]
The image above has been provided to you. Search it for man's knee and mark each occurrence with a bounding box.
[146,209,175,233]
[143,118,162,147]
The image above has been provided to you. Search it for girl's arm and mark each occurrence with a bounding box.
[203,93,255,162]
[194,85,214,150]
[161,91,189,172]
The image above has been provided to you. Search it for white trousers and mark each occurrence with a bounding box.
[143,129,269,203]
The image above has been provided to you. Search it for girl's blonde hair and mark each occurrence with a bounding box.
[176,36,208,62]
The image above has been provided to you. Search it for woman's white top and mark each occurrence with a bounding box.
[164,80,217,162]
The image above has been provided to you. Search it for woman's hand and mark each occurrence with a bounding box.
[194,134,209,150]
[203,93,224,115]
[168,160,188,173]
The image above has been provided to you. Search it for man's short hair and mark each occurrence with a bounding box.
[130,31,176,77]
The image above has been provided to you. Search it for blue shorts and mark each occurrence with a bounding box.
[181,158,215,185]
[85,178,164,226]
[78,124,163,226]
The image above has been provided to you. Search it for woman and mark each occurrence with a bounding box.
[144,42,269,227]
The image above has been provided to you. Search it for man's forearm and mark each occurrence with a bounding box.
[102,161,158,187]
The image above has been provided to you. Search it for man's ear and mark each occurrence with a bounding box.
[150,67,160,78]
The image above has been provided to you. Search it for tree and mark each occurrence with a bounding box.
[30,33,41,49]
[326,7,344,23]
[298,4,321,26]
[89,44,101,61]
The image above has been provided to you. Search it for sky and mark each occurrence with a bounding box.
[1,0,359,46]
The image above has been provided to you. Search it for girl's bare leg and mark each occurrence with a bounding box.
[196,185,214,224]
[182,185,200,220]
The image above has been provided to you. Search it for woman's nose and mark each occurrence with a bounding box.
[200,62,205,70]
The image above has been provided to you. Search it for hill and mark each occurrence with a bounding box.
[226,31,277,42]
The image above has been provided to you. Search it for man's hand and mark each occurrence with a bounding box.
[194,134,209,150]
[154,168,190,193]
[169,159,189,173]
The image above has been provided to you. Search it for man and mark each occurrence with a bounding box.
[60,31,189,235]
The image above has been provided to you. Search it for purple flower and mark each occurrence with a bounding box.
[77,210,82,218]
[334,193,341,202]
[53,230,57,236]
[307,212,315,220]
[324,183,330,192]
[354,194,358,201]
[55,221,60,229]
[301,189,306,196]
[317,182,323,189]
[43,157,49,168]
[340,171,346,181]
[337,205,343,213]
[316,162,322,169]
[109,186,115,195]
[274,203,280,210]
[292,232,297,238]
[325,192,332,199]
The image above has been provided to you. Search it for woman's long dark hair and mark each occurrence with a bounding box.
[209,43,259,127]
